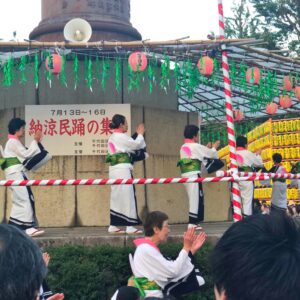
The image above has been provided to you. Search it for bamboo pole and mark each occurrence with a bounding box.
[0,38,257,49]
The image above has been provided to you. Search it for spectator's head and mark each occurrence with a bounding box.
[211,214,300,300]
[0,224,47,300]
[8,118,26,136]
[115,286,140,300]
[144,211,169,243]
[109,114,127,132]
[236,136,248,148]
[184,125,199,141]
[272,153,282,164]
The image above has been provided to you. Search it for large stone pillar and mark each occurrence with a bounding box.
[30,0,141,42]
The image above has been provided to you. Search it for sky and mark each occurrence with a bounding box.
[0,0,234,41]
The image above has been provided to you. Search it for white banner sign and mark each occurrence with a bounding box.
[25,104,131,156]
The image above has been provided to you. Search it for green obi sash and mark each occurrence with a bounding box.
[0,157,21,170]
[273,178,286,183]
[238,166,253,172]
[177,158,201,174]
[129,276,161,297]
[105,153,131,166]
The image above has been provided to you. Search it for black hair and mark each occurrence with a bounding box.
[144,211,169,237]
[8,118,26,134]
[236,135,248,148]
[211,214,300,300]
[116,286,140,300]
[272,153,282,164]
[109,114,126,129]
[0,224,47,300]
[184,125,199,139]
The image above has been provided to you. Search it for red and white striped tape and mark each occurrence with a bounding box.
[217,170,300,180]
[0,175,273,187]
[218,0,242,221]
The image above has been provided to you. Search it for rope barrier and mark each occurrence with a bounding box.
[0,174,291,187]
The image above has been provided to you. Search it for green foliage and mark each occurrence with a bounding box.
[249,0,300,55]
[45,243,214,300]
[226,0,300,56]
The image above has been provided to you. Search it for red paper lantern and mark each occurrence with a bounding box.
[246,67,260,84]
[197,56,214,76]
[234,109,244,121]
[283,75,293,91]
[294,86,300,100]
[279,95,292,108]
[128,52,147,72]
[266,102,278,115]
[45,54,62,74]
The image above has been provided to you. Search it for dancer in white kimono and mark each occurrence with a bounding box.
[129,211,206,299]
[236,136,263,217]
[178,125,220,229]
[0,118,49,237]
[268,153,287,214]
[106,114,146,234]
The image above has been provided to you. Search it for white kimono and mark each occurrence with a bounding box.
[108,132,146,226]
[130,238,204,298]
[3,137,41,229]
[180,142,218,224]
[270,165,287,210]
[236,147,263,216]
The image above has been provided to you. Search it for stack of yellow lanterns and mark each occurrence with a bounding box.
[218,118,300,204]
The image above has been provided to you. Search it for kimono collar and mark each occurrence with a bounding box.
[133,238,160,252]
[8,134,19,140]
[184,138,195,143]
[113,128,123,133]
[236,147,246,151]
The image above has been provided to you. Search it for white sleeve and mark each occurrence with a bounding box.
[250,152,263,167]
[11,140,40,160]
[195,144,219,160]
[123,134,146,151]
[138,248,194,281]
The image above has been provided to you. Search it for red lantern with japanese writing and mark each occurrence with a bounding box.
[128,52,147,72]
[197,56,214,76]
[279,95,292,109]
[283,75,293,91]
[234,109,244,121]
[266,102,278,115]
[45,54,62,74]
[246,67,260,84]
[294,86,300,100]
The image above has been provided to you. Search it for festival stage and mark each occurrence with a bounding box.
[35,221,233,248]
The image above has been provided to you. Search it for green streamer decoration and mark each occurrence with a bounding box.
[147,59,154,93]
[34,53,39,89]
[19,55,27,85]
[85,56,93,91]
[45,52,52,86]
[60,54,67,87]
[101,58,110,91]
[115,58,121,93]
[173,61,181,92]
[73,54,79,90]
[160,55,170,92]
[239,63,247,91]
[3,57,14,86]
[95,56,101,81]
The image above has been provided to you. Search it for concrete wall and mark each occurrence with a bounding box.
[0,60,231,227]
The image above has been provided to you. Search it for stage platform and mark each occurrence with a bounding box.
[35,221,233,248]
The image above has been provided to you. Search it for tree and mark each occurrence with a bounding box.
[225,0,279,51]
[249,0,300,56]
[225,0,300,56]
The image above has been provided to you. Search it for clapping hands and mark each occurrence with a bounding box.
[183,227,206,255]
